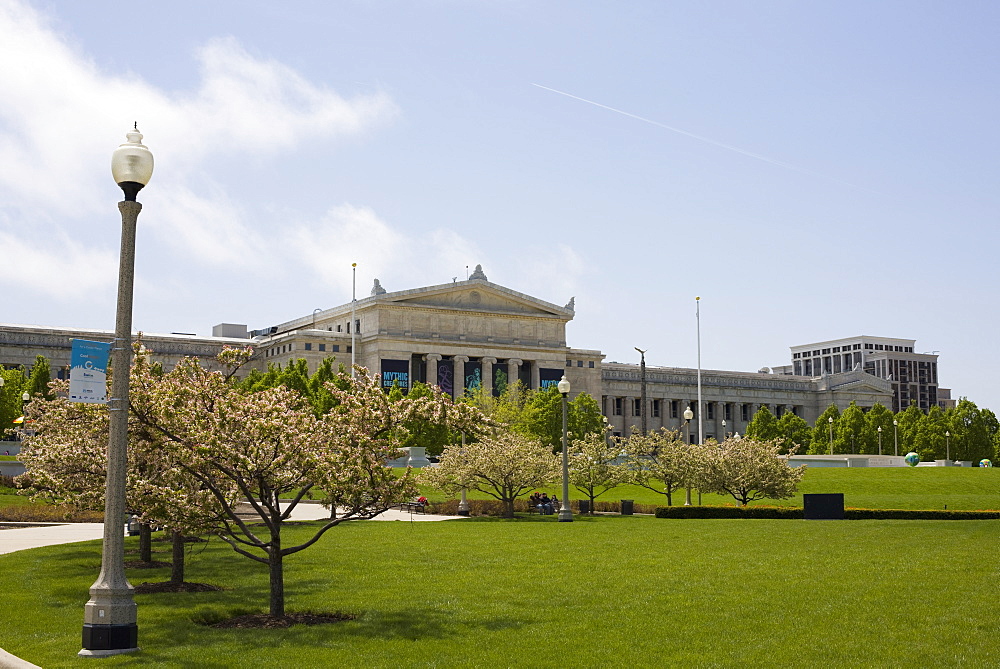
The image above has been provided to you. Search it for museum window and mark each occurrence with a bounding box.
[346,346,352,353]
[724,403,732,420]
[332,345,340,352]
[652,399,661,418]
[613,397,623,416]
[566,360,572,367]
[355,319,360,333]
[319,344,326,352]
[337,325,342,332]
[670,400,679,418]
[305,343,312,351]
[633,398,641,416]
[707,404,714,420]
[589,361,594,368]
[577,360,583,367]
[741,404,749,421]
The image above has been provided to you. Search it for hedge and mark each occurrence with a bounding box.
[653,505,1000,520]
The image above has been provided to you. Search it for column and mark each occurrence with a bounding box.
[530,361,539,390]
[453,355,469,396]
[507,358,522,389]
[424,354,441,388]
[481,356,497,395]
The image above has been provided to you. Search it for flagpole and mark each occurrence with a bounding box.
[351,263,357,378]
[696,297,703,445]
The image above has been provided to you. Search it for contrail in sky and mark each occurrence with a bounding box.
[531,83,871,192]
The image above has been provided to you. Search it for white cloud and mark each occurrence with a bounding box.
[0,0,398,295]
[289,205,489,295]
[0,230,117,299]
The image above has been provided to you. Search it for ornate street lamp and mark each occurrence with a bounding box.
[80,126,152,657]
[828,416,834,455]
[877,426,882,456]
[893,419,899,457]
[945,430,951,462]
[557,375,573,522]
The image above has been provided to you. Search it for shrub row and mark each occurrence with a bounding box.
[653,506,1000,520]
[0,504,104,523]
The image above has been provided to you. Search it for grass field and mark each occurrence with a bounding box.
[420,465,1000,511]
[2,515,1000,667]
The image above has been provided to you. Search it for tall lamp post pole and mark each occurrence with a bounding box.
[945,430,950,462]
[683,406,694,506]
[557,375,573,522]
[81,126,153,657]
[457,432,470,516]
[877,426,882,456]
[635,347,647,435]
[351,263,357,377]
[893,419,899,457]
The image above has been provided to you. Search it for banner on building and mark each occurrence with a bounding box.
[539,368,564,390]
[68,339,112,404]
[380,359,410,392]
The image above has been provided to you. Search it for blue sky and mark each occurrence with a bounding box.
[2,1,998,409]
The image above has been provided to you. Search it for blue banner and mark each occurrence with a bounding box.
[69,339,112,404]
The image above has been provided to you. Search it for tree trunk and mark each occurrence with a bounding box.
[666,488,672,506]
[503,498,515,518]
[589,494,597,515]
[139,523,152,562]
[170,531,185,584]
[268,532,284,617]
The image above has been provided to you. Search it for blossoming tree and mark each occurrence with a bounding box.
[700,437,806,506]
[623,428,705,506]
[567,430,633,513]
[129,352,484,617]
[422,431,559,518]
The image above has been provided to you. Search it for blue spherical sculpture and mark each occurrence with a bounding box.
[904,452,920,467]
[980,459,993,468]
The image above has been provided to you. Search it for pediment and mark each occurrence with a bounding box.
[381,281,572,319]
[829,379,892,394]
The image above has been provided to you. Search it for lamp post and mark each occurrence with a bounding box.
[945,430,951,462]
[877,426,882,456]
[893,419,899,456]
[80,126,152,657]
[721,419,727,440]
[351,263,357,377]
[683,405,694,506]
[557,375,573,522]
[20,391,30,436]
[634,347,647,435]
[828,416,834,455]
[457,432,470,516]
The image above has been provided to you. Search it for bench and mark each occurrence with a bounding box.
[398,501,426,514]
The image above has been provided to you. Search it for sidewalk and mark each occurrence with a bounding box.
[0,502,462,556]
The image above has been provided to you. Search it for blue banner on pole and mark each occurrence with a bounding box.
[69,339,112,404]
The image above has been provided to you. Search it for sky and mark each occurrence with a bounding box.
[1,1,999,408]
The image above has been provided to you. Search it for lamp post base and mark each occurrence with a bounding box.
[558,508,573,522]
[80,623,139,656]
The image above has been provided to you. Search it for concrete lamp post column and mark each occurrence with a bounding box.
[877,426,882,456]
[557,375,573,522]
[893,419,899,457]
[80,126,153,658]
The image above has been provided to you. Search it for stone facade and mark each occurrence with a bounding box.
[1,268,895,431]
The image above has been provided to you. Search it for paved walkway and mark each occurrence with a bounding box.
[0,502,461,667]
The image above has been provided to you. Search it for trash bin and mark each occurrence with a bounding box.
[579,499,591,514]
[620,499,634,515]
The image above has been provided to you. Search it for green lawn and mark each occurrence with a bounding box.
[2,516,1000,667]
[420,465,1000,511]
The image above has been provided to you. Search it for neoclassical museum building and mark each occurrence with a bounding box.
[1,265,909,440]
